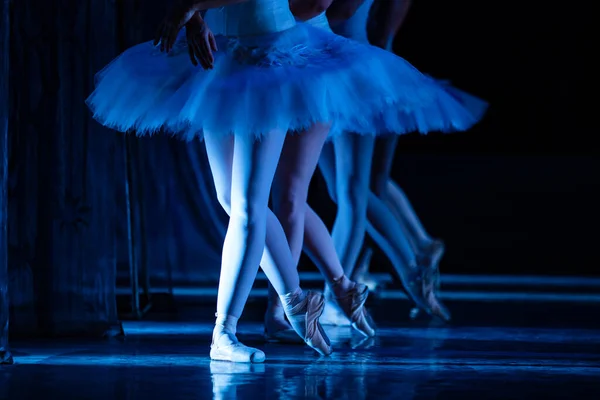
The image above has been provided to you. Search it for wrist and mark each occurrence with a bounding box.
[191,12,205,23]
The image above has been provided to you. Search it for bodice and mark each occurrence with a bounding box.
[204,0,296,36]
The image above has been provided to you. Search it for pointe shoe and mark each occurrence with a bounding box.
[420,239,446,291]
[263,312,305,344]
[284,291,333,356]
[210,328,267,363]
[421,263,451,322]
[351,248,380,293]
[407,248,451,322]
[334,283,376,338]
[352,271,380,293]
[320,300,352,327]
[397,260,435,317]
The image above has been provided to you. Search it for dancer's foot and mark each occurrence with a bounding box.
[419,239,446,291]
[0,349,13,365]
[264,305,304,344]
[396,260,434,316]
[412,246,451,322]
[421,262,451,322]
[320,299,352,326]
[330,276,376,338]
[282,289,333,356]
[351,247,380,293]
[210,315,266,363]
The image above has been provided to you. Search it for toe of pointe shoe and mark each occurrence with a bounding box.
[309,325,333,357]
[353,310,377,338]
[210,344,267,363]
[410,303,451,323]
[433,303,452,322]
[250,350,266,363]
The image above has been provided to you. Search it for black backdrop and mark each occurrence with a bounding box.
[0,0,596,338]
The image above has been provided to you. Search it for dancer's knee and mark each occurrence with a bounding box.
[324,180,338,204]
[272,183,308,227]
[215,188,232,215]
[230,196,268,235]
[338,178,369,216]
[370,174,388,198]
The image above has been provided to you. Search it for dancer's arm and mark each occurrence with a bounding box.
[369,0,412,50]
[185,12,218,69]
[326,0,367,22]
[155,0,245,52]
[289,0,334,20]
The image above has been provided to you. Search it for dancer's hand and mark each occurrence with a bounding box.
[154,2,197,53]
[186,15,218,69]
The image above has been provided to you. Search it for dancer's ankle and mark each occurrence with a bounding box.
[214,313,239,340]
[279,287,306,310]
[267,293,284,311]
[330,275,355,298]
[418,237,435,253]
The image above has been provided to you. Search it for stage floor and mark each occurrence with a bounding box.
[2,292,600,399]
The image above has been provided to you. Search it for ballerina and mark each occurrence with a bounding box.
[89,0,333,362]
[199,1,376,343]
[88,0,486,362]
[260,0,482,338]
[315,0,488,325]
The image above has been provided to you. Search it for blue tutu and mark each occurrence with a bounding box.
[87,14,483,140]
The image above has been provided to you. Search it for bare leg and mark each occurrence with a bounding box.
[330,134,375,278]
[265,124,375,339]
[264,123,339,340]
[319,135,448,321]
[369,136,449,320]
[315,134,374,324]
[371,136,437,251]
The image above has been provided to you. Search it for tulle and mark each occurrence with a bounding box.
[86,22,485,140]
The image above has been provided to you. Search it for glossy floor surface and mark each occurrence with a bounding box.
[2,294,600,399]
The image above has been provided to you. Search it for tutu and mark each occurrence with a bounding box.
[87,1,484,140]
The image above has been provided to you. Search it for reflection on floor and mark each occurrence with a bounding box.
[2,294,600,399]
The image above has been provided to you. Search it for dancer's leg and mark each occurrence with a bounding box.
[264,123,336,339]
[371,136,441,254]
[205,131,290,319]
[328,134,375,279]
[271,123,334,268]
[315,134,374,324]
[265,125,375,338]
[370,136,446,305]
[370,136,398,198]
[384,181,438,250]
[319,135,448,321]
[315,142,380,291]
[204,130,330,361]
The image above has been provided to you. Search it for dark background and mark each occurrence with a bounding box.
[0,0,597,338]
[305,0,598,276]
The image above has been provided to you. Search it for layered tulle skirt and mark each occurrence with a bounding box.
[87,22,485,140]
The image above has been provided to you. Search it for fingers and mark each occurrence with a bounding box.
[166,28,175,53]
[202,36,214,66]
[209,33,218,52]
[194,40,211,70]
[188,43,198,66]
[153,23,163,47]
[158,24,167,51]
